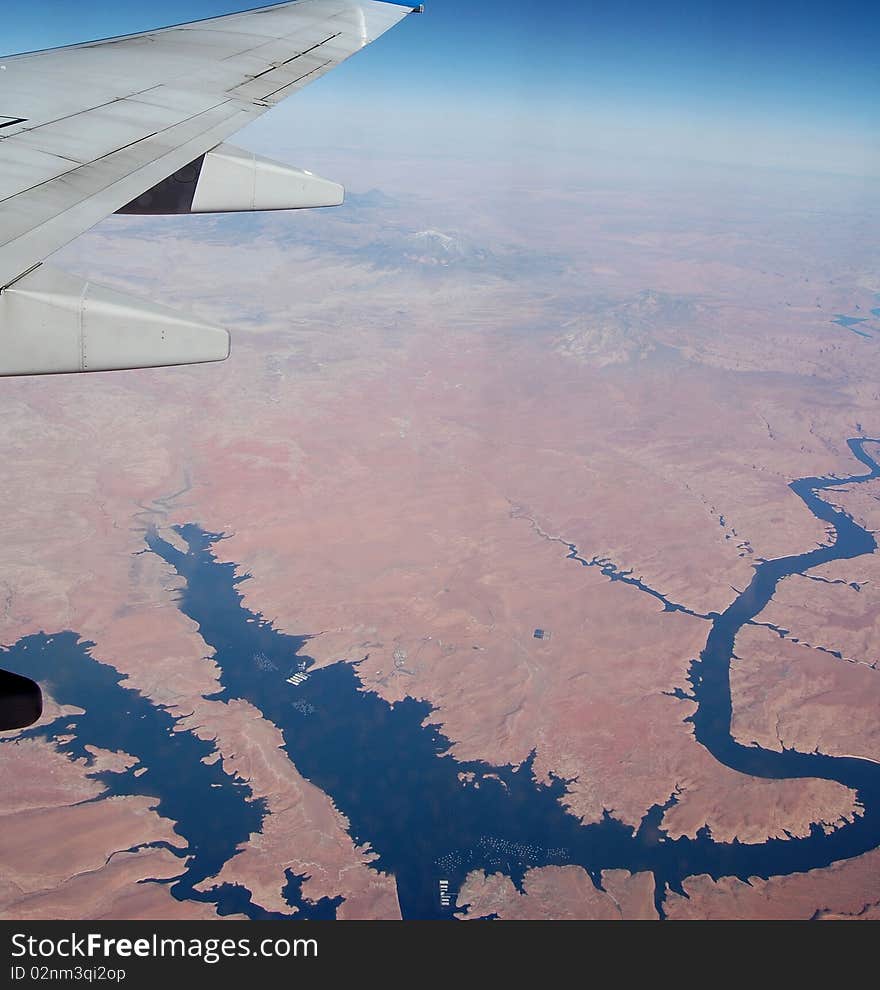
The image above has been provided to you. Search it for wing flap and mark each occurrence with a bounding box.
[13,99,195,164]
[0,144,76,202]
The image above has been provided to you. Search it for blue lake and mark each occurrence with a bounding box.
[4,438,880,918]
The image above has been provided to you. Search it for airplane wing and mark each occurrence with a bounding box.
[0,0,420,376]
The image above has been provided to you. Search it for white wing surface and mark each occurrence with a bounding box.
[0,0,419,374]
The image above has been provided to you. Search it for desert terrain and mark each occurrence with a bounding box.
[1,149,879,918]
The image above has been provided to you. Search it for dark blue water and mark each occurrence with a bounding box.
[560,550,712,618]
[0,633,341,919]
[4,438,880,918]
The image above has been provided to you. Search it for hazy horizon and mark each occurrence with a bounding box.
[3,0,878,180]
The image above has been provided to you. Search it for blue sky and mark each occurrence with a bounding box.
[4,1,879,176]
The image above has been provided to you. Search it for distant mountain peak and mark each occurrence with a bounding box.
[556,290,699,367]
[404,229,489,265]
[412,229,455,245]
[345,188,399,209]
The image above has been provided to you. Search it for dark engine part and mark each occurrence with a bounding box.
[0,668,42,731]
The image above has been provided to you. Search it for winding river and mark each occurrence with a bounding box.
[3,438,879,918]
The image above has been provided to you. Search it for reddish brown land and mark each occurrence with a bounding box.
[1,154,879,918]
